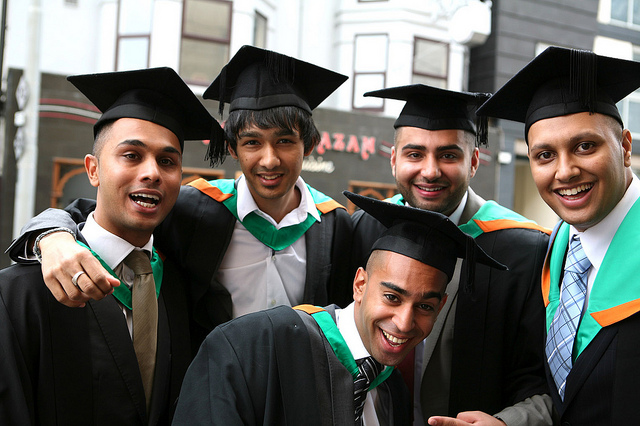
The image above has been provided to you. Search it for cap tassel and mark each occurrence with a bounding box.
[474,93,490,146]
[570,49,597,113]
[265,49,295,85]
[476,115,489,147]
[204,121,227,167]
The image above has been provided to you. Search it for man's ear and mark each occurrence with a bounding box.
[622,129,633,167]
[228,143,238,160]
[390,145,397,178]
[85,154,100,188]
[353,267,367,303]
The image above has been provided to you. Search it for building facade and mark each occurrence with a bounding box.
[0,0,495,266]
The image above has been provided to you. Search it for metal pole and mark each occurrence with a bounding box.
[13,0,41,238]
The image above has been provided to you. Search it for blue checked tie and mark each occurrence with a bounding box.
[354,357,383,425]
[545,236,591,400]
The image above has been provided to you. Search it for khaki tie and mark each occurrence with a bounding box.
[125,249,158,411]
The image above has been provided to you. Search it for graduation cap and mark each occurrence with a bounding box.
[364,84,490,146]
[67,67,224,153]
[344,191,507,293]
[476,46,640,142]
[203,45,348,116]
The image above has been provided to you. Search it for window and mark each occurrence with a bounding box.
[618,46,640,135]
[180,0,232,85]
[116,0,153,70]
[412,37,448,88]
[254,11,267,48]
[610,0,640,26]
[352,34,388,110]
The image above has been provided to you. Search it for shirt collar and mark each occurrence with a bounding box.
[235,174,321,227]
[447,190,468,226]
[570,173,640,271]
[335,302,373,362]
[80,213,153,269]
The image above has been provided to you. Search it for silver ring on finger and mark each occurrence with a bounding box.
[71,271,86,289]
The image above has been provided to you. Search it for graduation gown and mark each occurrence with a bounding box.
[172,305,411,426]
[542,199,640,425]
[0,237,196,425]
[7,180,354,330]
[350,188,551,417]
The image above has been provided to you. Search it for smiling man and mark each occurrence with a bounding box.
[172,192,505,426]
[0,67,222,424]
[478,46,640,425]
[350,85,552,426]
[7,46,353,329]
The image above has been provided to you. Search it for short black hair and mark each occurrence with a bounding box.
[93,120,115,157]
[224,106,320,154]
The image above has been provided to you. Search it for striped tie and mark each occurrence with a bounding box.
[545,236,591,400]
[354,356,383,425]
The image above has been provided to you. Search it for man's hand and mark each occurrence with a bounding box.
[38,231,120,307]
[428,411,506,426]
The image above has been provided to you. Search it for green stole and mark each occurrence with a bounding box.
[387,194,547,236]
[210,179,331,251]
[545,197,640,360]
[295,306,394,391]
[77,241,163,310]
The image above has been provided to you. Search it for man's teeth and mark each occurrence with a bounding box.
[558,184,592,196]
[262,175,280,180]
[417,185,442,192]
[131,193,159,208]
[382,330,408,345]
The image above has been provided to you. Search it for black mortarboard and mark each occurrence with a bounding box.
[476,46,640,142]
[67,67,224,153]
[344,191,507,292]
[203,45,348,116]
[364,84,490,146]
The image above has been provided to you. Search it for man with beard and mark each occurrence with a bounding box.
[351,85,552,426]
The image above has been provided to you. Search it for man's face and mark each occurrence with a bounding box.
[528,112,633,231]
[228,124,309,220]
[391,127,479,215]
[86,117,182,247]
[353,250,448,367]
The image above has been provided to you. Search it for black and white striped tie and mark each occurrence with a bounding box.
[354,356,384,425]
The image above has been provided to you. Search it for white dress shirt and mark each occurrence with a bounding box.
[217,175,321,318]
[569,173,640,306]
[336,302,387,426]
[80,213,153,337]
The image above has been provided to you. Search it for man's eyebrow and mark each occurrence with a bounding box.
[380,281,442,301]
[273,128,297,137]
[116,139,180,155]
[400,143,464,153]
[529,131,603,153]
[435,144,464,152]
[237,128,298,139]
[400,143,426,152]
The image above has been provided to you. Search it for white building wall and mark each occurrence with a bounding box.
[3,0,490,111]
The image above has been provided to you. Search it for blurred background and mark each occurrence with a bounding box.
[1,0,639,267]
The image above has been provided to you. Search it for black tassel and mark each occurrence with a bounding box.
[266,49,294,85]
[204,121,227,167]
[474,93,490,146]
[570,49,597,113]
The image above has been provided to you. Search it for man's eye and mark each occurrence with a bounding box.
[384,294,399,302]
[419,303,434,312]
[536,151,552,160]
